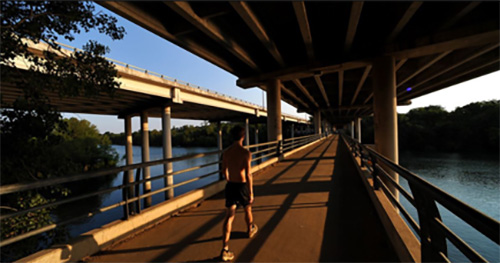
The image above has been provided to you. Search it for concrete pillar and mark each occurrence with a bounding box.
[217,121,224,180]
[255,127,261,164]
[141,111,152,208]
[356,117,362,143]
[314,110,322,135]
[356,118,361,143]
[350,120,355,138]
[266,79,282,141]
[291,123,295,138]
[124,115,135,213]
[245,118,250,146]
[373,55,399,197]
[162,106,174,200]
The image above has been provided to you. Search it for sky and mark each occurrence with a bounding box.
[61,4,499,134]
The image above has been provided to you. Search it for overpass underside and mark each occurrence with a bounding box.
[85,135,397,262]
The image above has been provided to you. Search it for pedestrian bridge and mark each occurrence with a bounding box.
[84,135,397,262]
[4,134,498,262]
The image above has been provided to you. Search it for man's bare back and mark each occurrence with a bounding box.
[222,143,251,183]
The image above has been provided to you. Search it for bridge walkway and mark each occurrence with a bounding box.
[85,135,397,262]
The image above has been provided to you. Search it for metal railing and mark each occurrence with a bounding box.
[342,134,500,262]
[0,133,324,250]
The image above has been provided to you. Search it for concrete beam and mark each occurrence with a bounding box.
[396,51,452,91]
[388,30,499,59]
[98,2,235,74]
[230,1,286,67]
[345,1,364,53]
[386,2,422,43]
[292,79,319,108]
[314,75,330,107]
[293,1,314,60]
[351,65,372,105]
[165,1,259,71]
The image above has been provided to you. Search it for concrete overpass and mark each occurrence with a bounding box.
[2,41,310,126]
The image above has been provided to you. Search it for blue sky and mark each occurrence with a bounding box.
[61,4,499,133]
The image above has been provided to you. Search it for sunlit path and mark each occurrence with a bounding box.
[85,135,396,262]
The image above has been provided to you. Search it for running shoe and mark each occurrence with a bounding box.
[248,223,258,238]
[221,248,234,262]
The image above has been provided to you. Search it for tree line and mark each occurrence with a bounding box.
[105,122,269,148]
[361,100,499,153]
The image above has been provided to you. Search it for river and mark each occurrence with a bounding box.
[399,151,499,262]
[64,146,498,262]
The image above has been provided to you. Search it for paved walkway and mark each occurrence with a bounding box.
[86,135,397,262]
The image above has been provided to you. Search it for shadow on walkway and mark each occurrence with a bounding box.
[86,136,397,262]
[319,137,398,262]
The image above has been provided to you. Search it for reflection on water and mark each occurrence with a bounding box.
[399,151,499,262]
[64,145,219,238]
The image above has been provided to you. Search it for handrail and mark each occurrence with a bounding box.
[1,133,324,250]
[342,134,500,262]
[0,150,221,195]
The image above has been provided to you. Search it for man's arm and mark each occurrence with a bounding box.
[245,150,254,204]
[222,152,229,181]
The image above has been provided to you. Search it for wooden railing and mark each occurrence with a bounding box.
[0,133,325,249]
[342,134,500,262]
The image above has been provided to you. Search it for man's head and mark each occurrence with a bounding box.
[231,125,245,142]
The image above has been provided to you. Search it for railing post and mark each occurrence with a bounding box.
[370,153,380,190]
[409,183,448,262]
[122,171,130,220]
[277,140,283,159]
[135,168,142,214]
[217,122,224,180]
[255,128,261,164]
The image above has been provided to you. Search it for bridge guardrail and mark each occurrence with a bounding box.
[0,133,324,252]
[342,134,500,262]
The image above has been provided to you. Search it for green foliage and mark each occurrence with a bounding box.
[107,122,269,149]
[360,100,499,153]
[1,2,124,260]
[1,118,118,261]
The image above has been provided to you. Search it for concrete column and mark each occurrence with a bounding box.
[141,111,152,208]
[266,79,282,141]
[162,106,174,200]
[356,117,362,143]
[314,110,322,135]
[124,115,135,213]
[350,120,355,138]
[373,55,399,197]
[255,127,261,164]
[291,123,295,138]
[217,122,224,180]
[245,118,250,146]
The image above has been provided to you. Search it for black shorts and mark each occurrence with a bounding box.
[225,181,250,208]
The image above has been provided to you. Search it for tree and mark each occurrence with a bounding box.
[0,2,124,260]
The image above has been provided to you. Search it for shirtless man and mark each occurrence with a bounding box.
[220,126,258,261]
